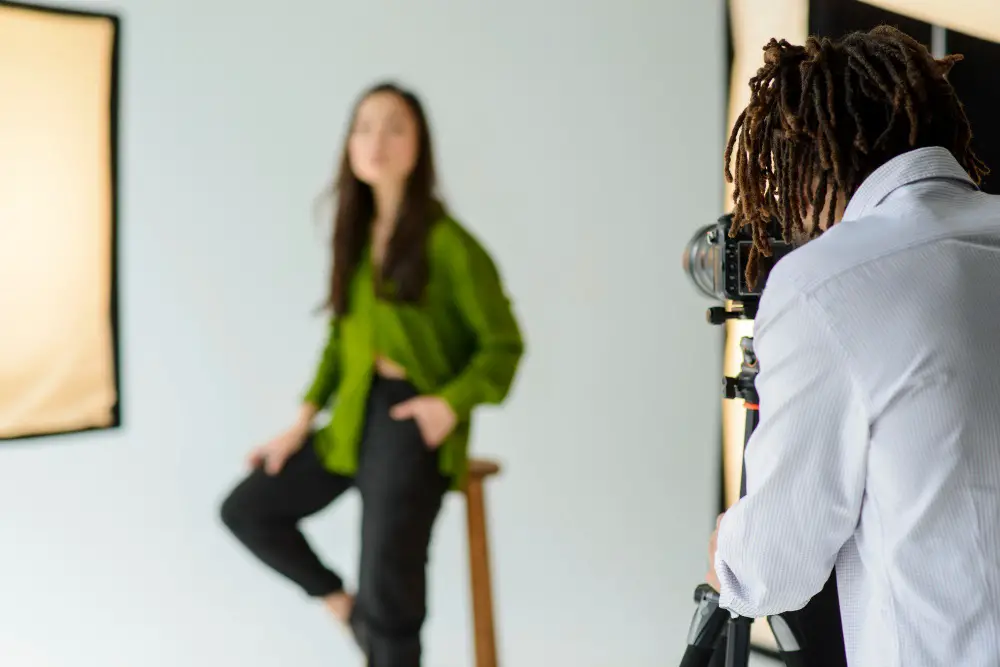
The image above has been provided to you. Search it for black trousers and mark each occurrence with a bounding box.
[220,377,450,667]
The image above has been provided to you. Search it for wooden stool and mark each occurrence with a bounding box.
[464,458,502,667]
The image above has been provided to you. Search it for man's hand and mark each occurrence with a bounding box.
[706,512,725,592]
[389,396,457,448]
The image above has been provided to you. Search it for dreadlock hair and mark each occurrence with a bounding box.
[725,24,989,289]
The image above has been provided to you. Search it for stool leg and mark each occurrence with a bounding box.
[466,478,498,667]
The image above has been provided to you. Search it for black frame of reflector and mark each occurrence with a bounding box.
[0,1,122,443]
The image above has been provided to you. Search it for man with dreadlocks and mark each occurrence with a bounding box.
[706,25,1000,667]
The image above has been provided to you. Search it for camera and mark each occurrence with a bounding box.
[682,213,793,319]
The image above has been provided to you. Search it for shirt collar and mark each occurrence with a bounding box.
[841,146,978,222]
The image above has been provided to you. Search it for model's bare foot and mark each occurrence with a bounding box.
[323,591,355,625]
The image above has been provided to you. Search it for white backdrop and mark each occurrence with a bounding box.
[0,1,724,665]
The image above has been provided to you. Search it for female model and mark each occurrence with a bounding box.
[220,82,524,666]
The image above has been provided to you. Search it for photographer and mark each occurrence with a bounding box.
[707,26,999,666]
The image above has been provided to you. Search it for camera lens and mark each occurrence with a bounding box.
[682,224,720,300]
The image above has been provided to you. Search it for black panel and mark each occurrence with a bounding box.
[808,0,932,42]
[725,0,734,88]
[947,31,1000,194]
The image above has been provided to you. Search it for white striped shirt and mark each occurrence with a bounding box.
[715,147,1000,666]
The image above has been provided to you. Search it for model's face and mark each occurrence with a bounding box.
[348,91,420,188]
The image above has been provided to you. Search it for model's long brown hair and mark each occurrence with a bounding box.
[725,25,988,289]
[326,82,444,315]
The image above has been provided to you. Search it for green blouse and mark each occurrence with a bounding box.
[303,216,524,487]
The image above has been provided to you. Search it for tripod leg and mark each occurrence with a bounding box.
[724,617,752,667]
[707,631,727,667]
[768,615,805,667]
[678,585,729,667]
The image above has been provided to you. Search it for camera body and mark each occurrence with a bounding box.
[683,213,793,312]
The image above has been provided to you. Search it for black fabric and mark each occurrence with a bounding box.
[807,0,932,44]
[352,377,450,667]
[221,376,449,667]
[220,435,352,596]
[945,30,1000,195]
[774,572,846,666]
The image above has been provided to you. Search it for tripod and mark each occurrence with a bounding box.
[678,304,809,667]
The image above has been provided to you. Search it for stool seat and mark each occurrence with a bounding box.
[467,458,501,479]
[463,457,502,667]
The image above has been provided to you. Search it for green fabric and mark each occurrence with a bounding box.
[303,216,524,488]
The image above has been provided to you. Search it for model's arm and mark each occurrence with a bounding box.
[301,317,342,421]
[290,402,320,433]
[437,229,524,420]
[715,293,870,618]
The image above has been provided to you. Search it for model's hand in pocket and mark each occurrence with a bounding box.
[390,396,457,448]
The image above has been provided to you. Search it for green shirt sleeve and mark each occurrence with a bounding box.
[437,230,525,420]
[303,317,341,408]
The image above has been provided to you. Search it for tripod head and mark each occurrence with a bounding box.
[707,300,759,408]
[725,337,759,407]
[706,298,758,325]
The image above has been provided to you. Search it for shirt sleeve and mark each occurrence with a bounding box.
[437,231,525,420]
[302,317,341,409]
[715,292,870,618]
